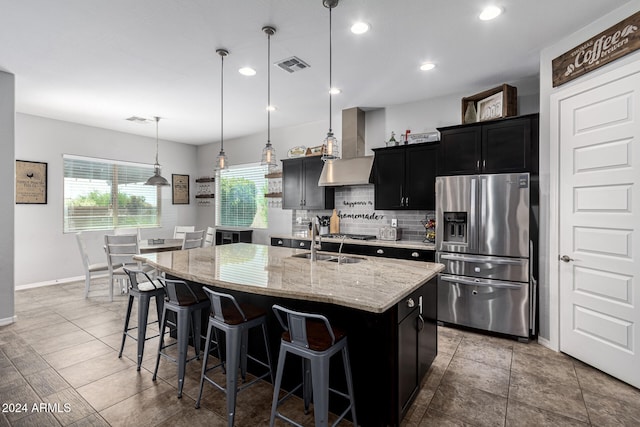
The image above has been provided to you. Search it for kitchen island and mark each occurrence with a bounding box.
[136,243,443,426]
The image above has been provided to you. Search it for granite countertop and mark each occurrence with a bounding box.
[135,243,443,314]
[270,233,436,251]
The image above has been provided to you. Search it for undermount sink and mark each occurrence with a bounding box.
[291,252,365,264]
[326,256,364,264]
[291,252,336,261]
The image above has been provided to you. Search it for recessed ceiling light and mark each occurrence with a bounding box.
[479,5,502,21]
[329,87,341,95]
[420,62,436,71]
[238,67,256,76]
[350,22,370,34]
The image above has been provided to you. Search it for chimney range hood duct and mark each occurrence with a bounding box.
[318,107,374,186]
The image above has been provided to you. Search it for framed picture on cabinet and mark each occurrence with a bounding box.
[15,160,48,204]
[172,174,190,204]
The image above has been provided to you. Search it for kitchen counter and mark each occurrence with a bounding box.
[135,243,443,426]
[270,233,436,251]
[135,243,442,313]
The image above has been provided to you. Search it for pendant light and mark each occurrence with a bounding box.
[215,48,229,170]
[321,0,340,162]
[260,26,278,169]
[144,116,170,186]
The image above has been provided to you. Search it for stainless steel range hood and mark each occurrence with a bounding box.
[318,107,374,186]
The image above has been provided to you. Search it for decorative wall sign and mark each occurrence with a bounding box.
[172,174,190,205]
[552,10,640,87]
[477,92,504,122]
[15,160,47,204]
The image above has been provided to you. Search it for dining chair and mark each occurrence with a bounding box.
[182,230,205,250]
[76,232,109,298]
[104,234,152,302]
[115,227,142,243]
[174,225,195,240]
[203,226,215,247]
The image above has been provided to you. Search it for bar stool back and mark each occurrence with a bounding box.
[195,287,273,426]
[119,268,165,370]
[152,277,210,398]
[270,304,357,427]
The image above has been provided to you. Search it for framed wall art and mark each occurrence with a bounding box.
[172,174,190,205]
[15,160,48,204]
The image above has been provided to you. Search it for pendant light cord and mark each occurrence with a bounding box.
[267,30,271,145]
[328,5,333,135]
[155,116,160,165]
[220,54,224,152]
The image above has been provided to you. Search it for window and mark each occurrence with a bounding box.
[215,163,268,229]
[63,154,160,232]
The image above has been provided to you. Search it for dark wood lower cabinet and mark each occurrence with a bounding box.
[178,275,438,427]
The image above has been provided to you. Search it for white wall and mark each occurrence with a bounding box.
[197,75,540,245]
[14,114,199,286]
[0,71,15,325]
[538,0,640,347]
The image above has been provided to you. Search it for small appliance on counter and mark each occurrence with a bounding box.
[379,226,402,241]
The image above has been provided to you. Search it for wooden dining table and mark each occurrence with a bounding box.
[138,238,183,254]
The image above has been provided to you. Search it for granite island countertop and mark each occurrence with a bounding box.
[135,243,443,314]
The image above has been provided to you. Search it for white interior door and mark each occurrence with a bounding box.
[558,61,640,389]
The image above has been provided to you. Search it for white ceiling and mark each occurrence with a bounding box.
[0,0,630,145]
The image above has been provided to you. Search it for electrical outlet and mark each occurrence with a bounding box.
[391,218,398,227]
[296,217,302,224]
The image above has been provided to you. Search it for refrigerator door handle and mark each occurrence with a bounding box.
[439,254,527,265]
[470,177,478,253]
[440,275,523,289]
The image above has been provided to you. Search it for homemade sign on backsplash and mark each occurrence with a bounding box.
[552,10,640,87]
[292,185,432,241]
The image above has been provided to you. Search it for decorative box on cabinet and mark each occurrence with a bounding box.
[281,156,334,210]
[372,142,438,210]
[437,113,539,176]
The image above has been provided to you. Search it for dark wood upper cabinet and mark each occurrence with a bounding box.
[372,142,438,210]
[437,114,539,176]
[281,156,334,210]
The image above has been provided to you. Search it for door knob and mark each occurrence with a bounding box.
[559,255,574,263]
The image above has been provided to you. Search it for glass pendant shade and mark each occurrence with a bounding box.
[323,132,339,161]
[261,142,277,168]
[145,116,170,186]
[260,26,278,169]
[216,149,228,170]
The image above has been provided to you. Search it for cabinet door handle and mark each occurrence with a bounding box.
[299,242,305,247]
[477,160,480,170]
[400,197,405,206]
[406,196,409,206]
[411,252,419,258]
[303,199,306,206]
[406,298,415,308]
[376,249,384,254]
[277,240,283,245]
[483,160,486,169]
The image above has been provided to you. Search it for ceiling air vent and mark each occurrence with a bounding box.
[275,56,310,73]
[126,116,151,124]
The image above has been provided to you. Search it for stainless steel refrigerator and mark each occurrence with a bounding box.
[435,173,536,338]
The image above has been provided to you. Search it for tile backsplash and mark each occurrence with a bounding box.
[291,184,433,241]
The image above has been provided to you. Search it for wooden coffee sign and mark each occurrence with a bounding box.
[552,10,640,87]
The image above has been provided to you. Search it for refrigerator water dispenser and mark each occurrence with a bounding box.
[443,212,467,243]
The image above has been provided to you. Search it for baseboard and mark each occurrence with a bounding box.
[0,315,18,326]
[15,275,89,291]
[537,336,558,352]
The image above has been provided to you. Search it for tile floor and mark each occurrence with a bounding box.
[1,278,639,426]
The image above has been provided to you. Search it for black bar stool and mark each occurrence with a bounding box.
[119,268,165,371]
[152,277,210,398]
[195,287,273,426]
[270,304,357,427]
